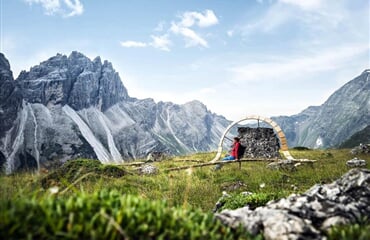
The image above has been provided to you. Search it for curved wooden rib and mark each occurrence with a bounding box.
[211,115,293,162]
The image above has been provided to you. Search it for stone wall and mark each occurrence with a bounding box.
[238,127,280,159]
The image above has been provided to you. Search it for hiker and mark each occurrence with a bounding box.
[215,137,241,170]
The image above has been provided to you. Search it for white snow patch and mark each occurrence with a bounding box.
[62,105,112,163]
[314,136,323,149]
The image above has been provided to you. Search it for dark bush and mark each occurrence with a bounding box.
[293,146,311,151]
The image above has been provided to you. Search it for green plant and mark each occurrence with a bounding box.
[326,220,370,240]
[217,192,281,212]
[293,146,311,151]
[41,158,129,188]
[0,189,252,239]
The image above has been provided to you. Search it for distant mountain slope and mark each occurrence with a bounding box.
[339,125,370,148]
[0,52,229,173]
[273,70,370,148]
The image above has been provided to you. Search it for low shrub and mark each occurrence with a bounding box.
[41,159,129,188]
[292,146,311,151]
[217,192,281,212]
[326,220,370,240]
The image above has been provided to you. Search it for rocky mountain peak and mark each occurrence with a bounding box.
[183,100,209,116]
[0,53,13,82]
[0,53,23,139]
[16,51,129,111]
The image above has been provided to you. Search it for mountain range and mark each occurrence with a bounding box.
[0,51,369,173]
[273,69,370,148]
[0,52,229,173]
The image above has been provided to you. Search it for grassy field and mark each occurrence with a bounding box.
[0,148,369,239]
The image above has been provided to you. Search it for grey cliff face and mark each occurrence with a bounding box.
[0,52,230,173]
[17,51,129,111]
[0,53,23,137]
[274,70,370,148]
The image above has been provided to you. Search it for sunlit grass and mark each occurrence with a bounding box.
[0,148,369,238]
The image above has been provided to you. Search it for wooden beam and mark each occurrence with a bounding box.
[164,158,317,172]
[165,159,273,172]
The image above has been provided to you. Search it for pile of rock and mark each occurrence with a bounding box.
[346,157,367,167]
[146,151,167,162]
[350,143,370,155]
[137,164,158,175]
[215,168,370,239]
[238,127,280,159]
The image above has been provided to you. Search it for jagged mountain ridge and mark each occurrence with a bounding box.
[17,52,129,111]
[0,52,230,173]
[273,70,370,148]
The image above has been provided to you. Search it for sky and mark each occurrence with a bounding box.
[1,0,369,120]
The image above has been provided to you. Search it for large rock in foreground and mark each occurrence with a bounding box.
[215,168,370,240]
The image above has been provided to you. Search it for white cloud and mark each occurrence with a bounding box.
[230,44,369,83]
[180,9,219,28]
[150,35,171,51]
[25,0,83,17]
[241,4,297,34]
[170,23,208,48]
[63,0,83,17]
[239,0,349,35]
[25,0,60,15]
[169,9,218,48]
[120,9,218,51]
[120,41,147,48]
[120,35,171,51]
[278,0,324,11]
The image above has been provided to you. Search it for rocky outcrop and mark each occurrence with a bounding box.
[273,70,370,148]
[0,53,23,138]
[346,157,367,167]
[215,168,370,240]
[350,143,370,155]
[17,51,129,111]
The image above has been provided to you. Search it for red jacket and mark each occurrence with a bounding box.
[231,142,240,158]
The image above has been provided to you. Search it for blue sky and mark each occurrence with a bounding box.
[1,0,369,120]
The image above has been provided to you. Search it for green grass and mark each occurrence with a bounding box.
[0,148,369,239]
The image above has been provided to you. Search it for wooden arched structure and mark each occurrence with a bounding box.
[211,115,294,162]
